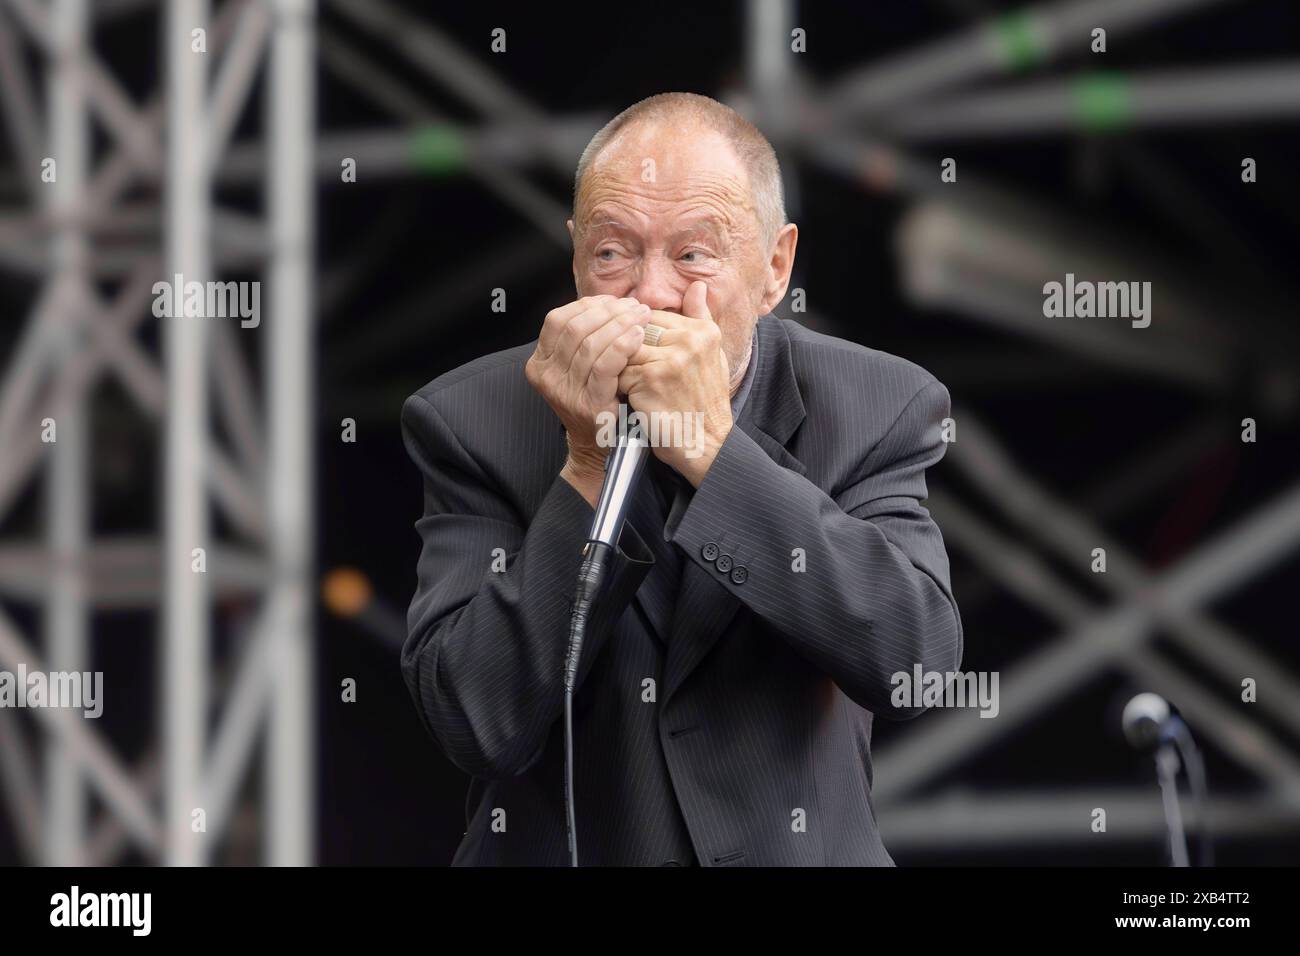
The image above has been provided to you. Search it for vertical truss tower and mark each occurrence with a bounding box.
[0,0,316,865]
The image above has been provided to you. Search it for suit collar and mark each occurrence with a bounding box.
[735,314,808,477]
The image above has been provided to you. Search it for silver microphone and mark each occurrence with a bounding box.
[587,429,650,549]
[586,321,663,550]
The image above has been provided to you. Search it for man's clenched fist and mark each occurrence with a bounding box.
[525,295,650,505]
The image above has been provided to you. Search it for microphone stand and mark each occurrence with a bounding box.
[1154,741,1190,867]
[1168,718,1213,867]
[562,429,650,867]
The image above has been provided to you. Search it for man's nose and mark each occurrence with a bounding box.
[630,255,684,312]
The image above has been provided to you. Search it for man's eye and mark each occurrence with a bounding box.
[596,249,618,261]
[680,250,706,262]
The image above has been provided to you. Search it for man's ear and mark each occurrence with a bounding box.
[758,222,799,315]
[568,219,579,290]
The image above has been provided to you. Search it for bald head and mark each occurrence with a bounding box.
[573,92,786,249]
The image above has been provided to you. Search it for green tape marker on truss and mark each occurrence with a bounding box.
[990,11,1045,71]
[1073,74,1133,132]
[410,125,467,175]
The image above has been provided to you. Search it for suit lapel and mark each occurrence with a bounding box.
[662,314,808,703]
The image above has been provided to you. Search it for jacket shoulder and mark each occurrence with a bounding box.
[781,318,941,399]
[407,341,536,412]
[400,341,564,511]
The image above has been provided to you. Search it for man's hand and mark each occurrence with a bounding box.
[525,295,650,506]
[618,281,733,487]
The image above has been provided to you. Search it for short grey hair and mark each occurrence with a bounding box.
[572,92,786,248]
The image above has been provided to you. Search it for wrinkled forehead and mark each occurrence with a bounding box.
[574,120,757,236]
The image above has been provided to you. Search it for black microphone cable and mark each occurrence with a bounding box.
[562,540,613,867]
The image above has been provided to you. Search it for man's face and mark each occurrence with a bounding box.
[570,121,771,380]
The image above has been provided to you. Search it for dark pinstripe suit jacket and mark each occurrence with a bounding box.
[400,314,962,866]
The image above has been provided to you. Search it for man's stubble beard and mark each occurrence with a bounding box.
[722,313,758,397]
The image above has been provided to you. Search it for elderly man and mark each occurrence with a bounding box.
[400,92,962,866]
